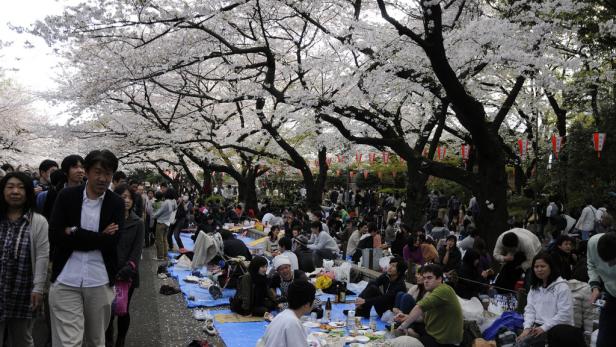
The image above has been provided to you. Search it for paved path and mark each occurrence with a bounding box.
[33,245,226,347]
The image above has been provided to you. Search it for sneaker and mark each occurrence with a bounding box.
[193,309,208,320]
[157,273,168,279]
[203,318,217,336]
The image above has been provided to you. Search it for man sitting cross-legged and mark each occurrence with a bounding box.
[395,264,463,347]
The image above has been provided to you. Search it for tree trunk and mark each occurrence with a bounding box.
[243,174,259,214]
[404,159,429,229]
[302,147,328,211]
[202,167,213,198]
[237,180,246,205]
[475,150,510,249]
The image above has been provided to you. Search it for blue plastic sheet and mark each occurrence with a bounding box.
[214,309,270,347]
[172,233,195,251]
[166,233,257,308]
[215,303,388,347]
[167,266,236,308]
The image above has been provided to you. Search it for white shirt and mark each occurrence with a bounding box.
[57,189,109,287]
[575,205,597,232]
[282,250,299,271]
[261,309,308,347]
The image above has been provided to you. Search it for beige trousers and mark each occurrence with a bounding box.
[155,222,169,259]
[49,283,114,347]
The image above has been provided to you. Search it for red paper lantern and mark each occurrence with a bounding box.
[355,152,362,163]
[517,139,529,160]
[382,152,390,164]
[551,134,562,160]
[460,144,470,162]
[437,146,447,160]
[363,170,369,179]
[593,132,606,159]
[337,154,344,163]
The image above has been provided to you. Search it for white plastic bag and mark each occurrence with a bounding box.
[323,260,335,272]
[457,296,484,323]
[333,262,352,283]
[379,256,393,272]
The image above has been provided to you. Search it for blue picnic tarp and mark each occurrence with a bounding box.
[167,266,235,308]
[167,232,257,308]
[215,303,388,347]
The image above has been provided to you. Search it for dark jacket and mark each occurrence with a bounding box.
[49,185,125,285]
[362,273,407,313]
[438,245,462,272]
[550,248,574,280]
[231,273,276,315]
[223,238,253,261]
[117,211,145,287]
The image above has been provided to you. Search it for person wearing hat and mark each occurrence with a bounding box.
[293,234,315,273]
[269,255,307,308]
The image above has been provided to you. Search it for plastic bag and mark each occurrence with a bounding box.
[379,256,393,272]
[333,262,352,283]
[458,296,485,323]
[113,280,132,316]
[323,260,335,272]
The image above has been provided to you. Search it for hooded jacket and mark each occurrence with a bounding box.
[567,279,598,334]
[523,277,574,332]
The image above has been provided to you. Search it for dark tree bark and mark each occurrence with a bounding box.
[377,0,526,247]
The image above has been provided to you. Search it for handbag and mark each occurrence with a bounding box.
[113,280,132,316]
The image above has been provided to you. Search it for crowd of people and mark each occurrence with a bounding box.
[0,154,615,347]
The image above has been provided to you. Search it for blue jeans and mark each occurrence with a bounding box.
[394,292,416,314]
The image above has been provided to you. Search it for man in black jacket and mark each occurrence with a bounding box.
[354,257,407,317]
[48,150,125,347]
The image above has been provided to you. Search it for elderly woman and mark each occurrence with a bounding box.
[0,172,49,346]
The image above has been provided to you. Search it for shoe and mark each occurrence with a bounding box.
[193,309,208,320]
[159,284,180,295]
[157,273,168,279]
[203,318,217,336]
[184,275,200,283]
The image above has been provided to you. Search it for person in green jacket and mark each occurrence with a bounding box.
[395,263,463,347]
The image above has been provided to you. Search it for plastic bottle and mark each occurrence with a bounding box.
[325,298,332,322]
[347,309,356,331]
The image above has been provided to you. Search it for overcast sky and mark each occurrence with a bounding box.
[0,0,76,122]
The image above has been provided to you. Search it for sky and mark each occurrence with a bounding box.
[0,0,76,123]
